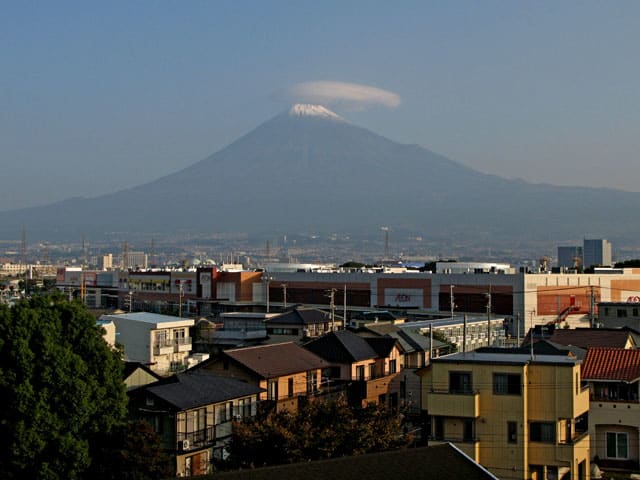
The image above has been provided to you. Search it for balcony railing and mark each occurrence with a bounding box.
[177,426,216,450]
[154,336,192,348]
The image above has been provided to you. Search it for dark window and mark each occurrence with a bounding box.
[508,421,517,444]
[288,378,294,397]
[606,432,628,459]
[449,371,473,394]
[617,309,628,318]
[463,419,474,441]
[493,373,521,395]
[530,422,555,443]
[389,359,397,374]
[355,365,365,380]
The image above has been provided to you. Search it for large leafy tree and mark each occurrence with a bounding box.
[226,397,411,469]
[0,294,128,479]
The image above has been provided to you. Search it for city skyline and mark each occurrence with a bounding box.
[2,1,640,211]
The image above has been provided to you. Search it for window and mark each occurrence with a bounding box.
[508,421,517,444]
[267,379,278,400]
[463,419,474,441]
[389,359,397,374]
[530,422,556,443]
[606,432,629,459]
[306,371,318,394]
[617,309,628,318]
[288,378,294,397]
[356,365,365,380]
[449,371,473,394]
[493,373,521,395]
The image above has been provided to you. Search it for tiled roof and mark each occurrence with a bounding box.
[549,328,635,349]
[224,342,328,378]
[581,347,640,382]
[524,327,636,350]
[145,370,263,410]
[268,308,331,326]
[213,443,499,480]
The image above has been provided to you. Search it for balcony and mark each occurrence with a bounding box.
[153,336,192,355]
[426,389,480,418]
[176,425,216,451]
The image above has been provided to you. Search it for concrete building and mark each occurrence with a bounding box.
[101,312,195,375]
[57,266,640,332]
[598,300,640,330]
[420,350,590,480]
[583,239,612,268]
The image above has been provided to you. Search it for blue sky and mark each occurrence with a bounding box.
[2,1,639,210]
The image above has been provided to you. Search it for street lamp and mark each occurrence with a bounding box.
[178,282,184,318]
[128,291,133,313]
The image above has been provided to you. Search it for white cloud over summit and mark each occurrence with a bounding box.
[283,81,401,110]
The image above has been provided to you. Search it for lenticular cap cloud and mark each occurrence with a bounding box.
[288,81,401,109]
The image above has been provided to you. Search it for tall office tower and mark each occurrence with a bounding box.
[583,239,612,268]
[557,246,583,269]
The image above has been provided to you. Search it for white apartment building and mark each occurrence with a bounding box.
[101,312,194,375]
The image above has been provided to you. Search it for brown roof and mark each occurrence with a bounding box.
[545,328,635,349]
[582,347,640,382]
[224,342,328,378]
[212,444,499,480]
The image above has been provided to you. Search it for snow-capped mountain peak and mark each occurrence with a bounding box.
[288,104,345,122]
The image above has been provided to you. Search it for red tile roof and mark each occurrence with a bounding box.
[581,348,640,382]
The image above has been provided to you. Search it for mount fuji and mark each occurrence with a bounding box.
[2,104,639,242]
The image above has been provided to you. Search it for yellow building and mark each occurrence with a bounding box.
[420,351,590,480]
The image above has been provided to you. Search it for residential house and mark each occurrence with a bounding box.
[123,361,162,391]
[581,347,640,473]
[525,325,638,350]
[101,312,195,375]
[128,369,263,477]
[264,306,335,341]
[197,342,332,412]
[420,350,590,480]
[359,322,449,415]
[303,330,404,408]
[211,443,500,480]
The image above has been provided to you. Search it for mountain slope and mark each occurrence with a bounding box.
[1,104,639,242]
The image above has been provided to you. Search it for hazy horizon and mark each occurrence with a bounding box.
[3,1,640,210]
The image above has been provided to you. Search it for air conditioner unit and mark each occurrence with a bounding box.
[179,439,190,451]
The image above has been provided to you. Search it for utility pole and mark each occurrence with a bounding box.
[326,288,337,330]
[486,286,492,346]
[343,284,347,330]
[529,309,536,360]
[463,314,468,353]
[450,285,455,320]
[281,284,287,309]
[179,282,184,318]
[589,286,596,328]
[516,313,520,346]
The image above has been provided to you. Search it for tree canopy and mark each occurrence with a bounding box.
[0,294,128,479]
[226,397,412,469]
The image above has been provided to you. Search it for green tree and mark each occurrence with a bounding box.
[88,420,173,480]
[0,294,128,479]
[226,397,411,469]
